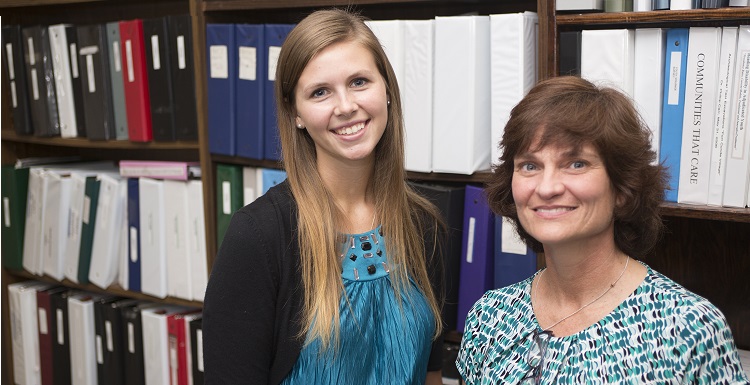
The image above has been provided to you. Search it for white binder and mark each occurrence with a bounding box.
[723,25,750,208]
[23,168,49,276]
[9,281,52,385]
[164,180,192,300]
[633,28,666,162]
[48,24,79,138]
[139,178,168,298]
[41,169,73,280]
[68,292,102,385]
[432,15,492,175]
[242,166,259,205]
[581,29,635,97]
[187,180,208,302]
[88,173,126,288]
[489,12,537,164]
[141,306,189,385]
[403,19,435,173]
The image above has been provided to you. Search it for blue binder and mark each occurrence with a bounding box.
[127,178,141,292]
[659,28,690,202]
[493,215,537,289]
[263,24,295,161]
[260,168,287,196]
[206,23,237,156]
[235,24,265,160]
[456,185,495,333]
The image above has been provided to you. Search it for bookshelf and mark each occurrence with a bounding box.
[537,0,750,351]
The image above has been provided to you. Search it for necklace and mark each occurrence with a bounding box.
[536,255,630,332]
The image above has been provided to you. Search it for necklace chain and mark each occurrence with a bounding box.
[536,255,630,332]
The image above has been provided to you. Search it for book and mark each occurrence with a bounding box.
[263,24,295,161]
[106,22,130,140]
[708,27,740,206]
[633,28,666,162]
[48,24,80,138]
[2,25,34,135]
[206,23,236,156]
[432,15,492,175]
[235,23,266,160]
[119,160,201,180]
[143,17,176,142]
[722,25,750,208]
[677,27,722,205]
[168,14,199,142]
[23,25,62,137]
[120,19,153,142]
[490,12,538,164]
[660,28,690,202]
[1,165,30,271]
[77,23,117,141]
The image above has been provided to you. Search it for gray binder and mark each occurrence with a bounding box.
[106,22,129,140]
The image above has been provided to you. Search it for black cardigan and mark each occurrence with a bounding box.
[203,181,444,384]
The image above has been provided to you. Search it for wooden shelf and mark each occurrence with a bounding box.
[556,7,750,26]
[1,130,199,151]
[8,269,203,309]
[661,203,750,223]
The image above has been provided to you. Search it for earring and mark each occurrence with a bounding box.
[296,123,304,129]
[387,99,391,106]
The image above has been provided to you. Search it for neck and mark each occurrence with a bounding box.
[318,158,376,233]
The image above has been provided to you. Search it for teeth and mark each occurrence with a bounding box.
[537,207,572,214]
[335,122,365,135]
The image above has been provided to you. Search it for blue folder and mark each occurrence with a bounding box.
[206,23,237,156]
[493,215,537,289]
[263,24,295,161]
[235,24,266,160]
[659,28,689,202]
[456,185,495,333]
[127,178,141,292]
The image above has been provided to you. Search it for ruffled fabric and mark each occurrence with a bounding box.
[281,225,435,385]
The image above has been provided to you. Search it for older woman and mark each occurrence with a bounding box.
[457,76,748,384]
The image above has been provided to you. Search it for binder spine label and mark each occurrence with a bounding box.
[3,197,9,227]
[38,308,48,334]
[668,51,683,105]
[239,46,257,81]
[222,181,231,214]
[31,68,39,100]
[128,322,135,353]
[151,35,161,70]
[69,43,79,78]
[5,43,14,78]
[268,46,281,81]
[130,227,138,262]
[732,52,750,160]
[209,45,228,79]
[197,329,204,372]
[466,217,476,263]
[56,309,64,345]
[112,42,121,72]
[177,35,186,69]
[126,40,134,82]
[105,320,113,351]
[96,335,103,364]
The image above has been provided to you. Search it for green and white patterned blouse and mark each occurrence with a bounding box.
[457,263,749,384]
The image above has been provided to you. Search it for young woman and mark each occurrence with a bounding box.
[203,9,445,385]
[457,76,748,384]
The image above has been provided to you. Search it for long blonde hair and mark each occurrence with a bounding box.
[275,9,443,349]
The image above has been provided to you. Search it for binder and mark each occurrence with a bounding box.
[581,29,635,97]
[671,0,701,8]
[119,159,200,180]
[490,12,538,164]
[2,25,34,135]
[659,28,690,202]
[206,23,236,155]
[49,24,80,138]
[559,31,582,76]
[410,182,466,331]
[101,299,139,385]
[64,172,94,283]
[50,289,72,385]
[164,180,192,300]
[708,27,740,206]
[702,0,729,5]
[677,27,721,205]
[634,0,655,10]
[605,0,634,11]
[72,175,102,284]
[66,26,87,138]
[168,14,199,141]
[494,216,537,288]
[263,24,295,161]
[122,303,154,385]
[216,164,243,246]
[242,166,259,205]
[189,317,204,385]
[23,25,62,137]
[93,296,119,385]
[120,19,153,142]
[142,306,192,385]
[187,180,208,302]
[143,17,176,142]
[139,177,168,298]
[37,286,66,385]
[633,28,666,161]
[23,168,48,275]
[1,165,29,271]
[40,169,73,281]
[456,185,495,333]
[432,16,492,174]
[89,174,127,289]
[556,0,605,10]
[77,23,117,141]
[654,0,671,9]
[235,24,265,159]
[127,178,142,292]
[9,281,52,385]
[68,292,103,385]
[167,311,201,385]
[403,20,434,173]
[259,167,287,196]
[106,22,130,140]
[723,25,750,208]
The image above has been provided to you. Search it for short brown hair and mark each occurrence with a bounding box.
[485,76,668,258]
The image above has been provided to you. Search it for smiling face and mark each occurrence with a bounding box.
[511,138,618,249]
[293,39,388,170]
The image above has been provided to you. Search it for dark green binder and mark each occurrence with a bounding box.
[215,163,243,249]
[1,165,30,270]
[78,175,101,283]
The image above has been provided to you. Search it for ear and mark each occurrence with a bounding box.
[295,117,305,129]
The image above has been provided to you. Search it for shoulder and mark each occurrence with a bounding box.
[463,276,535,339]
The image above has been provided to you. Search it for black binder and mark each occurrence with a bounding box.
[410,182,466,331]
[22,25,61,137]
[50,289,72,385]
[64,25,87,137]
[121,302,151,385]
[559,31,582,76]
[190,316,204,384]
[167,14,198,142]
[2,25,33,135]
[143,17,176,141]
[76,23,116,141]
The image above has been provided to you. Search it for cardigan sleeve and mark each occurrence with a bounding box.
[202,209,278,384]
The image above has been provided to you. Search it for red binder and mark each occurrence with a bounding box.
[167,311,199,385]
[119,19,153,142]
